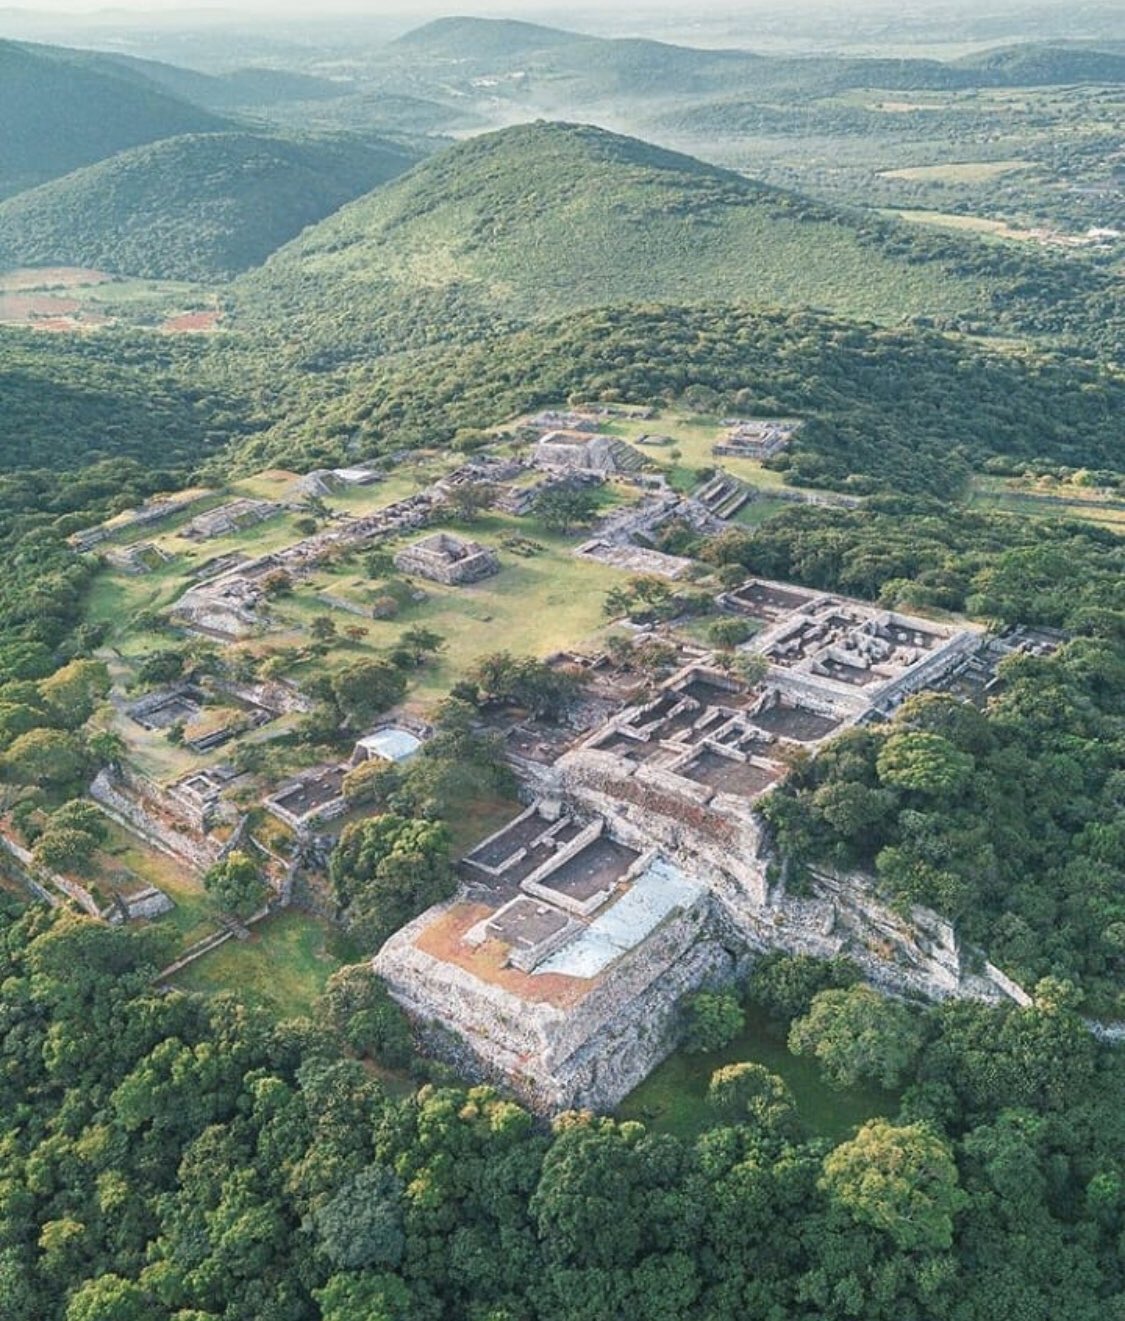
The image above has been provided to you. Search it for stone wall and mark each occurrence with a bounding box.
[376,891,735,1113]
[91,769,221,871]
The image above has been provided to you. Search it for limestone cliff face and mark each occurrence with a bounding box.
[375,893,738,1113]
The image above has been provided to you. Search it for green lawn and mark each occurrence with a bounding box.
[273,511,625,707]
[599,409,795,493]
[172,910,358,1020]
[98,819,220,948]
[618,1006,894,1142]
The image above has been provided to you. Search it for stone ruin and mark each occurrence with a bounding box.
[374,801,731,1112]
[525,410,601,434]
[725,577,981,715]
[394,532,500,586]
[104,542,173,575]
[68,488,209,552]
[182,498,281,542]
[713,417,801,460]
[124,679,275,753]
[533,431,650,477]
[264,765,348,830]
[374,581,1018,1116]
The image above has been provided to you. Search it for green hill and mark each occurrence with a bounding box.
[381,19,1125,107]
[0,132,420,281]
[0,40,229,197]
[383,17,761,99]
[80,49,355,111]
[234,121,1113,363]
[389,16,580,59]
[954,43,1125,84]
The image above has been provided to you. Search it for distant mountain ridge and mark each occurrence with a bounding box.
[386,17,1125,95]
[0,39,229,196]
[0,131,420,280]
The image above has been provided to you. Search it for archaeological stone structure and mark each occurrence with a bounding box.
[373,578,1018,1115]
[394,533,500,585]
[713,417,802,459]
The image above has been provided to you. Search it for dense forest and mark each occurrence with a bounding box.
[0,132,419,281]
[232,122,1124,367]
[0,909,1121,1321]
[230,304,1125,495]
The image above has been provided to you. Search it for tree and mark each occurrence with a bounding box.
[260,568,293,597]
[87,729,125,768]
[682,990,744,1053]
[708,617,754,649]
[399,626,445,665]
[314,1164,405,1269]
[332,658,408,726]
[315,1273,413,1321]
[535,484,599,533]
[310,614,338,645]
[342,757,400,808]
[47,807,110,865]
[707,1062,798,1133]
[445,480,497,522]
[65,1275,152,1321]
[365,549,395,579]
[0,701,43,752]
[469,652,579,720]
[329,814,453,948]
[135,649,184,686]
[320,965,413,1066]
[730,652,769,687]
[34,825,100,875]
[876,731,974,798]
[747,952,861,1022]
[3,728,85,786]
[789,984,923,1089]
[203,850,268,919]
[821,1120,967,1252]
[38,659,109,729]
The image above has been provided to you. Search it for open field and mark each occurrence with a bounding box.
[172,910,358,1020]
[0,264,217,330]
[890,209,1036,240]
[880,159,1032,183]
[619,1005,894,1141]
[595,408,795,492]
[275,510,625,706]
[969,476,1125,530]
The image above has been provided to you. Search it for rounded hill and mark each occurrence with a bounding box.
[234,120,1054,361]
[0,131,420,282]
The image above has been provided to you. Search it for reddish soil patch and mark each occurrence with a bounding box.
[163,310,222,333]
[0,293,81,319]
[414,902,595,1008]
[0,266,113,291]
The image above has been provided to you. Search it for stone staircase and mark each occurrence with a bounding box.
[694,473,753,520]
[605,438,652,474]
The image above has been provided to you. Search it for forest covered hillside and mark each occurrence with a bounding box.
[235,121,1121,364]
[0,40,229,197]
[0,132,421,281]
